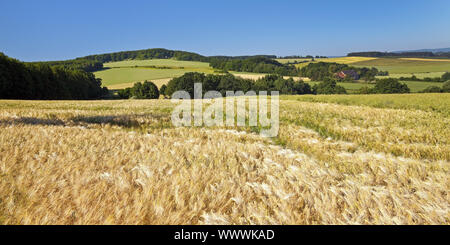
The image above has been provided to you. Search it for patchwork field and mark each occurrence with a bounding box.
[0,93,448,225]
[94,57,450,90]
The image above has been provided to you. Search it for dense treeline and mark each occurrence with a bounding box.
[163,72,312,98]
[80,48,209,63]
[29,59,104,72]
[299,62,380,81]
[397,72,450,82]
[209,57,298,76]
[348,51,450,58]
[0,53,107,100]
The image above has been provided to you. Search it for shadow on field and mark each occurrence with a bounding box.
[69,113,173,130]
[0,117,65,126]
[70,115,140,128]
[0,113,173,130]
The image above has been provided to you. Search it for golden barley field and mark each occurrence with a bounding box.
[0,94,449,225]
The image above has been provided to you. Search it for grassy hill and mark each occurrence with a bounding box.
[95,59,216,89]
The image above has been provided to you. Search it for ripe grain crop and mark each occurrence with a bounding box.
[0,95,448,225]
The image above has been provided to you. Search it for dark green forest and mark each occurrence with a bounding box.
[0,53,107,100]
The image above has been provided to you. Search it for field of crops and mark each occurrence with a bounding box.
[0,93,448,224]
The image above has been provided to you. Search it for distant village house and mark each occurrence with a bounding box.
[336,70,360,80]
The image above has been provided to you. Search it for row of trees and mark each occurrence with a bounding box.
[154,73,313,98]
[209,57,298,76]
[313,77,450,95]
[0,53,107,100]
[397,72,450,82]
[299,62,380,81]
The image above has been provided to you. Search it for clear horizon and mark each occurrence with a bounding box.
[1,0,450,61]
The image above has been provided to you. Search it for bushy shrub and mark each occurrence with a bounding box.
[420,86,443,93]
[442,80,450,92]
[159,84,167,98]
[117,87,132,99]
[132,81,159,99]
[372,78,410,94]
[441,72,450,81]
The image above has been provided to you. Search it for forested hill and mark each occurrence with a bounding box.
[28,48,280,72]
[78,48,278,63]
[79,48,209,63]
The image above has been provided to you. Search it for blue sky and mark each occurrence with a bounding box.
[1,0,449,61]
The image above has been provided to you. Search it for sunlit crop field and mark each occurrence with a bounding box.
[0,93,449,224]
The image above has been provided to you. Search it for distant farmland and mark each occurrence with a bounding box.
[95,57,450,90]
